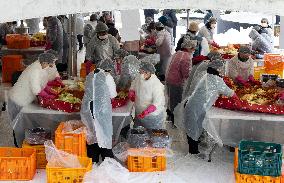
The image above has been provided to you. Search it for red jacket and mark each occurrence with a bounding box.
[166,51,192,86]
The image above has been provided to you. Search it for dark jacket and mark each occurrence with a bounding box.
[176,32,203,57]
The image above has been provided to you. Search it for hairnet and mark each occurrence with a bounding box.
[95,22,108,33]
[140,61,156,74]
[139,53,160,65]
[207,51,222,61]
[38,53,56,64]
[261,18,269,24]
[207,59,224,70]
[155,22,164,28]
[181,39,197,49]
[122,55,140,78]
[114,49,129,59]
[45,49,58,58]
[238,46,251,54]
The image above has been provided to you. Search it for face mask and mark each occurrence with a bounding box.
[239,57,249,62]
[99,35,108,40]
[140,74,145,80]
[211,24,216,30]
[261,23,268,28]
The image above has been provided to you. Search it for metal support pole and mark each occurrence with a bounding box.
[186,9,190,31]
[67,14,78,77]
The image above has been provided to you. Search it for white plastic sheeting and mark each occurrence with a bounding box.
[1,0,284,23]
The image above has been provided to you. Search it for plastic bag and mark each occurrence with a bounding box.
[112,142,130,162]
[61,120,87,134]
[149,129,171,148]
[25,127,51,145]
[127,126,151,148]
[44,140,82,168]
[83,158,129,183]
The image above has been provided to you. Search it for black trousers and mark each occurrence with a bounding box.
[77,35,83,50]
[187,135,199,154]
[87,143,114,163]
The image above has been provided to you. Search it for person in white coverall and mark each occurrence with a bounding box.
[129,61,166,129]
[8,53,57,146]
[80,68,117,163]
[226,46,255,86]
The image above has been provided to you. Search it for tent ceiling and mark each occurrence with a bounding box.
[0,0,283,22]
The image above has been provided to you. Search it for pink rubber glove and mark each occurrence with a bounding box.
[45,42,52,50]
[211,41,220,49]
[137,105,157,119]
[128,90,136,102]
[116,63,122,75]
[44,86,58,96]
[38,90,56,99]
[248,75,254,82]
[47,77,64,87]
[231,93,242,108]
[235,75,249,87]
[85,60,93,75]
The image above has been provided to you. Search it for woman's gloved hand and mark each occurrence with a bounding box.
[47,77,64,87]
[211,41,220,49]
[38,90,56,99]
[192,55,208,65]
[45,42,52,50]
[44,86,58,96]
[248,75,261,85]
[137,105,157,119]
[235,75,249,87]
[231,93,242,108]
[128,90,136,102]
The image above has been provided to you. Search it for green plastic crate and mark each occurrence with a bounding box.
[238,140,282,177]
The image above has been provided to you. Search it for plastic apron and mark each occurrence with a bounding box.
[80,71,113,149]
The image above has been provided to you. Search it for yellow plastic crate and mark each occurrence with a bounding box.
[46,157,92,183]
[22,140,47,169]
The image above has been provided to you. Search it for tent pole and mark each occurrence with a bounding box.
[187,9,189,30]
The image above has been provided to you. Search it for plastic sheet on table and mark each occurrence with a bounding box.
[44,140,82,168]
[83,158,129,183]
[61,120,87,134]
[25,127,51,145]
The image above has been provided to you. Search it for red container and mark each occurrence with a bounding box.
[2,55,23,83]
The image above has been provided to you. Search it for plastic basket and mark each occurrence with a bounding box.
[2,55,23,83]
[55,122,87,157]
[254,67,266,80]
[238,140,282,177]
[46,157,92,183]
[0,148,36,180]
[22,140,47,169]
[6,34,30,49]
[264,54,284,71]
[235,148,282,183]
[127,148,166,172]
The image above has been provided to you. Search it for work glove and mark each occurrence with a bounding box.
[235,75,249,87]
[38,90,56,99]
[211,41,220,49]
[231,93,242,108]
[47,77,64,87]
[45,42,52,50]
[84,60,93,75]
[192,55,209,65]
[128,90,136,102]
[44,86,58,96]
[137,105,157,119]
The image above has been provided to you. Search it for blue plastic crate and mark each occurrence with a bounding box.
[238,140,282,177]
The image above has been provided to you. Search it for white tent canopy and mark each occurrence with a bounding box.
[0,0,284,23]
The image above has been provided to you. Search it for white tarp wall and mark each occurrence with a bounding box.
[1,0,284,23]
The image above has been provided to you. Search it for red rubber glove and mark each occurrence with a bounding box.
[137,105,157,119]
[211,41,220,49]
[231,93,242,108]
[235,76,249,87]
[47,77,64,87]
[84,60,93,75]
[45,42,52,50]
[38,90,56,99]
[44,86,58,96]
[192,55,209,65]
[128,90,136,102]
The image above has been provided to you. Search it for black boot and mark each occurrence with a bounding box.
[101,148,114,161]
[87,143,101,163]
[187,136,199,154]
